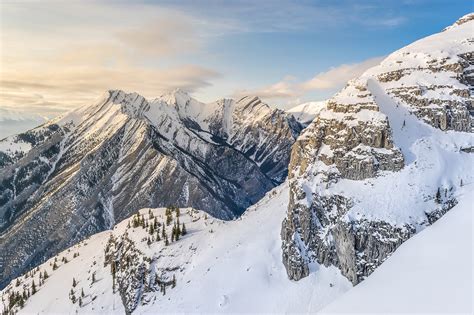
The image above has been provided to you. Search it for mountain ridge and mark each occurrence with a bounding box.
[0,89,302,290]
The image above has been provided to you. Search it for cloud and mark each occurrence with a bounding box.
[0,0,406,122]
[0,64,219,115]
[232,76,300,100]
[301,57,384,90]
[232,56,384,105]
[0,2,221,118]
[362,17,407,27]
[115,16,201,56]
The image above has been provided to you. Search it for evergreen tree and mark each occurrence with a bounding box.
[43,270,49,279]
[79,297,82,307]
[175,208,180,217]
[18,295,24,308]
[31,281,37,295]
[181,223,187,236]
[52,262,58,270]
[91,272,96,284]
[72,277,77,287]
[172,274,176,288]
[156,230,161,242]
[165,235,169,246]
[435,187,442,204]
[176,218,181,232]
[81,288,85,298]
[111,261,116,292]
[15,279,20,287]
[133,214,139,228]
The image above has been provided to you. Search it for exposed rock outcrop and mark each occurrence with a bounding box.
[281,15,473,284]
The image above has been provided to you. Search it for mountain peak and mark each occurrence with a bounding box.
[444,12,474,31]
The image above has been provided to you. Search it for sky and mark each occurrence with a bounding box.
[0,0,472,135]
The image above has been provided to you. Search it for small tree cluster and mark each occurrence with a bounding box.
[132,213,146,229]
[7,290,26,310]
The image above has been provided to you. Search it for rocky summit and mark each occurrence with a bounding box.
[281,13,473,284]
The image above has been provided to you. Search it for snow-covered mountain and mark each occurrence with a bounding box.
[281,13,473,284]
[0,90,302,289]
[286,101,327,126]
[1,13,473,315]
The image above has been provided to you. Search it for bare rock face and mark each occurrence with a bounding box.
[0,90,302,289]
[281,15,472,284]
[281,80,406,283]
[378,52,473,132]
[373,15,474,132]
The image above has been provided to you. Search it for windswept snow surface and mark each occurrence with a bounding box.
[287,101,326,125]
[4,184,352,314]
[321,186,473,314]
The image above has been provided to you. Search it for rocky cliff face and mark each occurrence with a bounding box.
[281,14,474,284]
[0,90,302,289]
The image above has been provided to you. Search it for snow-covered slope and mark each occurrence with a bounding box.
[0,90,302,290]
[0,184,352,314]
[322,188,473,314]
[287,101,327,126]
[281,13,474,285]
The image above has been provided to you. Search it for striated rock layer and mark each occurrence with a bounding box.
[281,14,474,284]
